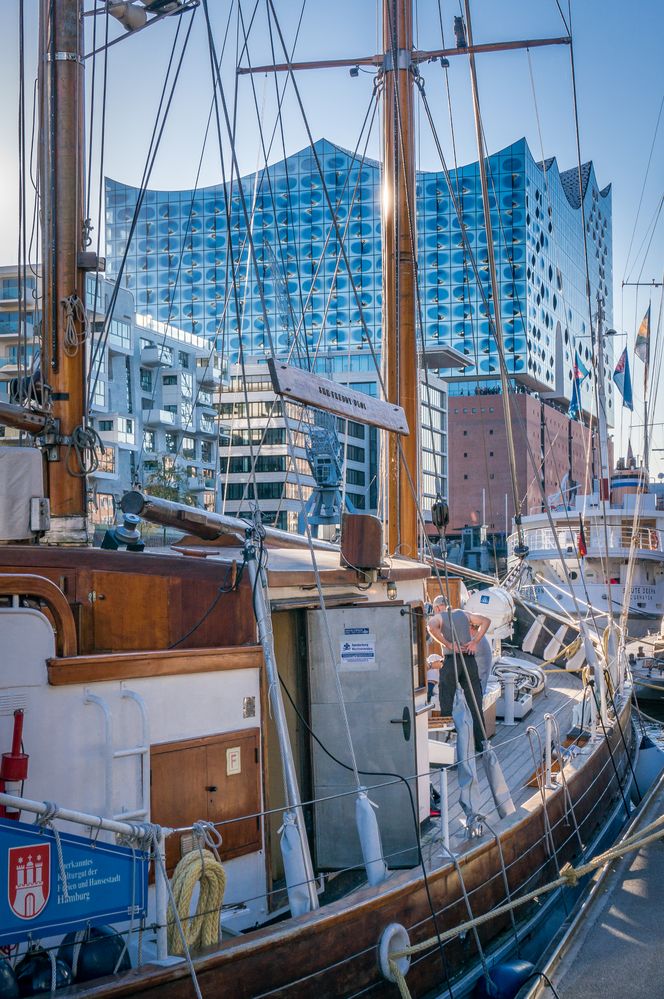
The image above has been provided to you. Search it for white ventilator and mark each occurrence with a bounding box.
[279,811,313,916]
[356,790,388,886]
[464,587,515,640]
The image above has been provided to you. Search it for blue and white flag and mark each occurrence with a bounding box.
[612,347,633,411]
[568,350,590,421]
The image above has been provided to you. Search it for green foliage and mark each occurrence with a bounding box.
[144,458,197,506]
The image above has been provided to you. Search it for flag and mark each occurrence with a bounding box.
[568,350,589,421]
[635,306,650,367]
[612,347,633,411]
[577,516,588,558]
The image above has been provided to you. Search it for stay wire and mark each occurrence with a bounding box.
[278,673,455,999]
[87,10,195,407]
[417,82,594,624]
[231,1,379,516]
[622,93,664,283]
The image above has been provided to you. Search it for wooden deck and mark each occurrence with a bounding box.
[422,667,586,866]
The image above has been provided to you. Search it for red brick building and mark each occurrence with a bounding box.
[447,392,608,534]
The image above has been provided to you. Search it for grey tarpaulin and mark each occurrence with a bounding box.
[482,742,515,818]
[452,686,481,822]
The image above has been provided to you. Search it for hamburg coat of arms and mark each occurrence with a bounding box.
[7,844,50,919]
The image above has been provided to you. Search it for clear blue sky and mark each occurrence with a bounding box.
[1,0,662,473]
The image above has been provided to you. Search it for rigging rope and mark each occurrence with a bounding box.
[387,812,664,998]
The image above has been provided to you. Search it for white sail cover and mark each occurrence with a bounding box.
[0,447,44,541]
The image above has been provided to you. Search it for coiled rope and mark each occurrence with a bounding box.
[61,293,90,357]
[387,812,664,998]
[65,425,105,477]
[167,823,226,957]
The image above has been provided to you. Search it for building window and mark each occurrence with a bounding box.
[98,419,113,431]
[463,474,468,480]
[182,436,196,459]
[143,430,155,452]
[109,318,131,349]
[463,452,468,458]
[92,380,105,408]
[201,441,212,463]
[117,417,134,443]
[89,493,115,525]
[164,404,178,414]
[347,468,365,486]
[163,375,178,386]
[178,351,189,368]
[98,448,116,474]
[463,430,468,436]
[489,451,494,457]
[348,492,366,510]
[489,429,494,436]
[140,369,152,392]
[165,432,178,453]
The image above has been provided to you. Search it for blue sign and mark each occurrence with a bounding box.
[0,818,149,945]
[480,595,490,604]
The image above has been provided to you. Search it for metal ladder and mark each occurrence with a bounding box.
[84,683,150,822]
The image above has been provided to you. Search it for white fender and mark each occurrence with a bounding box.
[279,811,313,916]
[355,790,388,886]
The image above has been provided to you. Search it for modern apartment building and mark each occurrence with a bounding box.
[216,353,448,531]
[101,136,612,538]
[0,266,221,526]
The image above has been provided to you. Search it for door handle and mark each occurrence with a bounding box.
[205,785,218,793]
[389,706,412,741]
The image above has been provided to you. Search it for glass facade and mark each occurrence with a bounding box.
[105,136,612,421]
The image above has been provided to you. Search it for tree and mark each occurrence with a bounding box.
[144,458,197,506]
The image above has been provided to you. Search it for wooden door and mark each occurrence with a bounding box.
[151,729,261,873]
[89,570,173,651]
[151,744,208,873]
[205,730,261,860]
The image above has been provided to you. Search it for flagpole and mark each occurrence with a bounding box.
[643,301,649,477]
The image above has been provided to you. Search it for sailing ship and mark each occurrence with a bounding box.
[0,1,642,996]
[509,452,664,638]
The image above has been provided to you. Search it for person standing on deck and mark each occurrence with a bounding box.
[427,595,490,748]
[426,653,443,703]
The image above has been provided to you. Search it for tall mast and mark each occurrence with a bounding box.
[382,0,420,558]
[38,0,88,542]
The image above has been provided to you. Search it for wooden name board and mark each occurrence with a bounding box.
[267,359,409,435]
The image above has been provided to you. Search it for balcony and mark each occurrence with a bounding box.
[187,476,206,493]
[196,361,223,389]
[198,415,217,436]
[142,408,177,429]
[141,344,171,368]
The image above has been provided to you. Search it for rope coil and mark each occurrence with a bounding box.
[61,293,90,357]
[167,847,226,956]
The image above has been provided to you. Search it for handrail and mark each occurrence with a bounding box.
[0,572,77,657]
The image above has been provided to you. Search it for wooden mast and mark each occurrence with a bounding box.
[382,0,420,558]
[38,0,88,542]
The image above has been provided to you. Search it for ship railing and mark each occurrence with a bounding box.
[507,527,578,557]
[0,790,172,961]
[0,741,622,983]
[0,701,626,977]
[508,525,662,558]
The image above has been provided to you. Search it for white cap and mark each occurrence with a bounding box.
[427,653,443,664]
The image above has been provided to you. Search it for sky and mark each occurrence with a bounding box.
[1,0,662,474]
